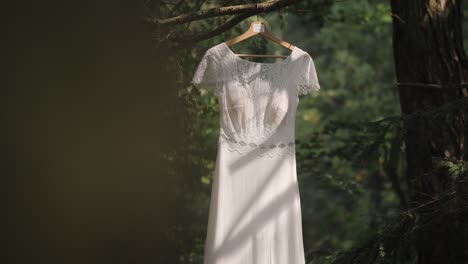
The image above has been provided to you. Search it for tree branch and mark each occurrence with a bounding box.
[178,12,254,45]
[148,0,301,26]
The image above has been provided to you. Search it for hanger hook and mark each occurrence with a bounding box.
[256,3,259,22]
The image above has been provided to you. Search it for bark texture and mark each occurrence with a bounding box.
[390,0,468,263]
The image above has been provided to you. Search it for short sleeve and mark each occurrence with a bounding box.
[191,49,222,96]
[296,53,320,96]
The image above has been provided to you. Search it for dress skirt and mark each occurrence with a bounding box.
[203,136,306,264]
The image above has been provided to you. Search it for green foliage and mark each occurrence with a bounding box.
[303,156,468,264]
[291,0,401,257]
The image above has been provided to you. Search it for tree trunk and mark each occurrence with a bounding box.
[390,0,468,263]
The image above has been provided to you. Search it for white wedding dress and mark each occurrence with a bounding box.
[191,42,320,264]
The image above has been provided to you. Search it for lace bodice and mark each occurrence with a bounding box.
[191,42,320,158]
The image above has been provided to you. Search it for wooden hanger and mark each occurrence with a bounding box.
[224,21,295,59]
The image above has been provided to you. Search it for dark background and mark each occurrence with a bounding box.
[7,1,179,263]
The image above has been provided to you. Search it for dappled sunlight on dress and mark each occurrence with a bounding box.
[191,42,320,264]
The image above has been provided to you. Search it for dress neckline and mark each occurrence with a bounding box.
[220,42,297,66]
